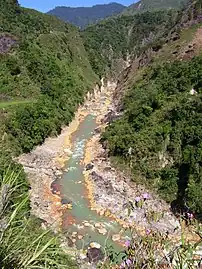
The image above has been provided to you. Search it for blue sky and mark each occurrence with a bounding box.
[18,0,136,12]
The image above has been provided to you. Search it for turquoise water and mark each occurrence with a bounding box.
[58,115,128,252]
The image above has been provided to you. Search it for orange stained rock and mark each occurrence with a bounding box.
[63,214,76,227]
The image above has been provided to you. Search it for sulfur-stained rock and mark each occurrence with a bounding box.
[67,204,73,209]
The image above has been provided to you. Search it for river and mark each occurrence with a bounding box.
[59,113,129,253]
[18,79,180,263]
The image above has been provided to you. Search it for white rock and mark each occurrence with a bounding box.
[78,235,84,240]
[77,224,84,229]
[94,223,102,228]
[79,253,87,260]
[55,170,63,176]
[98,228,107,235]
[90,242,101,249]
[112,234,121,242]
[64,148,73,156]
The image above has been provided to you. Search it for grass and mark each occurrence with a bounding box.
[0,168,77,269]
[0,100,33,109]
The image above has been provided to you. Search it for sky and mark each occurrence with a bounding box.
[18,0,136,13]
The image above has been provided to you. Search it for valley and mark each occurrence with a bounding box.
[1,0,202,268]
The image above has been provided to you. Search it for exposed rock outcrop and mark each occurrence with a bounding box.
[0,34,17,54]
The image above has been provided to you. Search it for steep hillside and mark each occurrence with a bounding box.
[101,0,202,216]
[0,0,98,152]
[0,0,97,267]
[123,0,189,15]
[1,0,202,267]
[47,2,126,29]
[82,9,180,78]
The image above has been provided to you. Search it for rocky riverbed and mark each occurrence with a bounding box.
[17,84,101,230]
[83,128,180,238]
[18,78,181,236]
[16,77,202,269]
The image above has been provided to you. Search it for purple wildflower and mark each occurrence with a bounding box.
[124,240,131,248]
[125,259,132,266]
[120,261,125,269]
[143,193,149,200]
[146,229,151,235]
[187,212,194,219]
[135,196,141,203]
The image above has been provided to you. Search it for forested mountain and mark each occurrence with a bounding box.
[83,0,202,215]
[47,2,126,28]
[123,0,189,15]
[0,0,97,267]
[1,0,202,267]
[82,9,180,77]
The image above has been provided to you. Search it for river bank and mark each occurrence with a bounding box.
[17,84,101,229]
[17,78,181,237]
[83,118,180,238]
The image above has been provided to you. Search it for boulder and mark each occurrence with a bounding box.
[50,181,60,194]
[55,170,63,176]
[86,163,94,171]
[98,228,107,235]
[94,223,102,228]
[78,234,84,240]
[94,127,102,134]
[61,198,72,205]
[87,248,104,263]
[112,234,121,242]
[91,171,103,182]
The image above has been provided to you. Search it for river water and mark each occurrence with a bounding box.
[58,113,128,253]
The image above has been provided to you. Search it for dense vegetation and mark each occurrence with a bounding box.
[82,9,180,78]
[0,0,98,152]
[47,3,126,29]
[123,0,188,15]
[102,55,202,215]
[0,0,97,267]
[1,0,202,267]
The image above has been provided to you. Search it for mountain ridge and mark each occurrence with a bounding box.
[47,2,126,28]
[123,0,189,14]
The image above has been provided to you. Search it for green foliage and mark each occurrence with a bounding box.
[102,55,202,213]
[82,9,180,77]
[0,169,76,269]
[0,0,97,152]
[123,0,188,15]
[0,0,97,266]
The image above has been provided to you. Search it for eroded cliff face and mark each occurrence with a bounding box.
[112,0,202,112]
